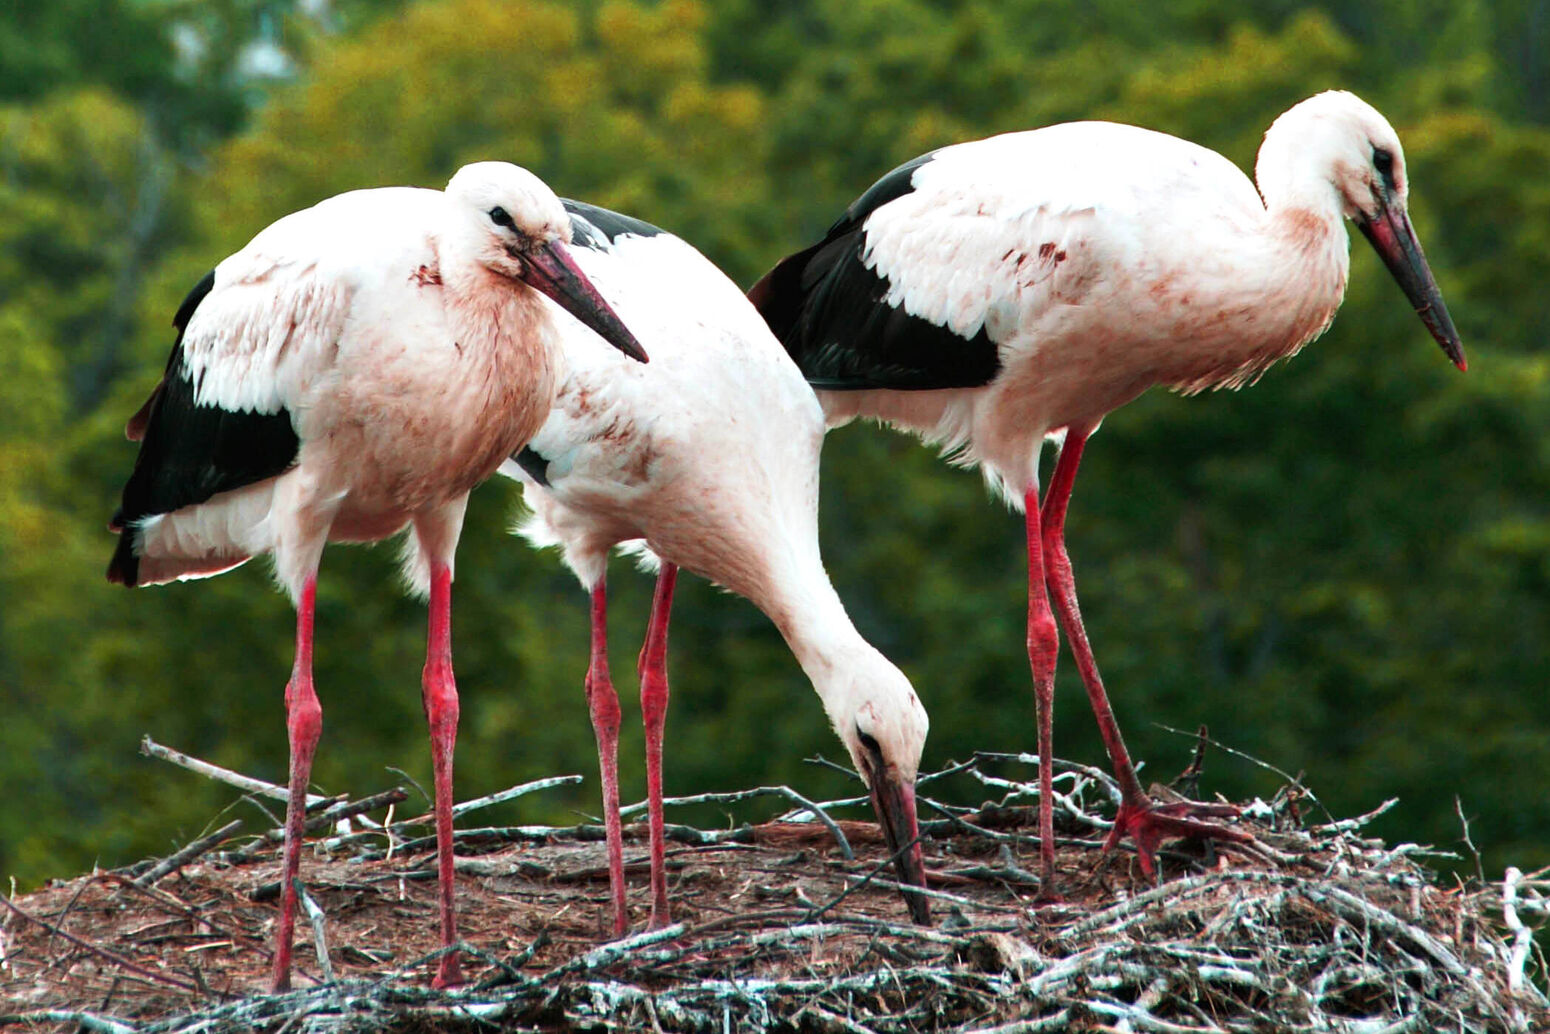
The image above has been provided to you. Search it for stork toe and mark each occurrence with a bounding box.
[1104,797,1259,876]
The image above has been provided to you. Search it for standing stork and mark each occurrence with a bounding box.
[750,91,1466,888]
[107,163,647,990]
[501,200,931,934]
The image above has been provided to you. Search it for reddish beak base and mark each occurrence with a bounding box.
[870,777,931,924]
[521,240,649,363]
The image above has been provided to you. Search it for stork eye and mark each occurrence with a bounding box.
[1372,148,1395,185]
[489,206,516,230]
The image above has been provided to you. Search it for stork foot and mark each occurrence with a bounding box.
[1103,797,1253,877]
[432,954,464,990]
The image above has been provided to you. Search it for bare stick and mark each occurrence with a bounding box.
[1311,797,1399,835]
[541,923,687,981]
[1455,795,1485,885]
[309,787,409,833]
[227,788,410,864]
[292,879,335,985]
[802,833,924,923]
[795,1003,881,1034]
[1502,867,1532,999]
[140,735,326,807]
[837,871,1024,914]
[135,819,244,887]
[395,774,582,828]
[0,894,199,993]
[0,1011,135,1034]
[620,785,854,860]
[1301,884,1471,978]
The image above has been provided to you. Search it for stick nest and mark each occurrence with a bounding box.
[3,749,1547,1033]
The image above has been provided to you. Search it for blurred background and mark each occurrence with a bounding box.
[2,0,1546,890]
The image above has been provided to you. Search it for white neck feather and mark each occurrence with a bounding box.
[757,558,913,743]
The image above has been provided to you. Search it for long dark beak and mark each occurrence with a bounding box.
[866,747,931,925]
[522,240,649,363]
[1357,200,1466,372]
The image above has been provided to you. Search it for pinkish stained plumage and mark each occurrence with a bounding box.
[109,162,646,990]
[757,91,1465,891]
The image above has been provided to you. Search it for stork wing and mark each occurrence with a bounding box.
[110,267,306,532]
[747,150,1012,390]
[113,187,441,528]
[751,125,1261,392]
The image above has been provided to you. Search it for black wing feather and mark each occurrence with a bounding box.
[561,199,665,252]
[749,150,1002,391]
[108,270,302,585]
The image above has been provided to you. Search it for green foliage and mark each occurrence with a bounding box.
[2,0,1547,889]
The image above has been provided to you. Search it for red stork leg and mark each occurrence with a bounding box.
[638,562,678,930]
[272,577,321,992]
[585,578,628,937]
[1040,429,1249,876]
[1021,485,1062,893]
[422,562,464,987]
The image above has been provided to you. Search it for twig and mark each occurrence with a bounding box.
[541,923,687,981]
[141,735,327,807]
[386,766,432,808]
[135,820,244,886]
[105,874,270,956]
[1169,724,1210,797]
[227,788,410,863]
[621,785,854,860]
[802,833,924,923]
[0,1011,136,1034]
[312,787,409,831]
[803,753,861,781]
[1300,884,1472,979]
[1455,795,1485,885]
[915,756,982,787]
[471,931,551,990]
[1503,867,1533,999]
[1311,797,1399,835]
[396,774,582,828]
[836,871,1025,914]
[1059,872,1300,943]
[1152,721,1331,821]
[0,894,200,993]
[292,879,335,984]
[797,1002,881,1034]
[918,795,1026,847]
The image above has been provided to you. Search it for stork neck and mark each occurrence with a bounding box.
[762,564,887,725]
[1253,108,1353,273]
[1237,130,1354,370]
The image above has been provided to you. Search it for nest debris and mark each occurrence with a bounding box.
[2,740,1547,1033]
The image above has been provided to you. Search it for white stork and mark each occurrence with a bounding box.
[501,200,931,933]
[750,91,1466,887]
[107,162,648,990]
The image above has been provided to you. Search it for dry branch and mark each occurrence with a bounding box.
[134,820,244,887]
[621,784,857,859]
[395,773,583,829]
[292,879,335,985]
[140,736,326,808]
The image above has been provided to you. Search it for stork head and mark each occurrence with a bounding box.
[825,651,932,924]
[1258,92,1465,371]
[444,162,647,362]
